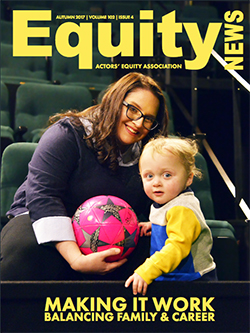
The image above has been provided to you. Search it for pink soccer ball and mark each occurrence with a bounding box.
[72,195,140,262]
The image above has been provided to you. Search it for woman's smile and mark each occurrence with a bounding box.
[125,123,140,135]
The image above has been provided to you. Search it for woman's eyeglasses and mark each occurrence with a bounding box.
[123,101,158,131]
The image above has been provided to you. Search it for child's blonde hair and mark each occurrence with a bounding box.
[140,136,202,179]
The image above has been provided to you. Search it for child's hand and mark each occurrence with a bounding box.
[125,273,148,296]
[139,222,152,237]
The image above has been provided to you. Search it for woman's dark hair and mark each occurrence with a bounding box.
[49,72,169,170]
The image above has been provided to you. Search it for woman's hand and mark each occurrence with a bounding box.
[71,249,127,275]
[56,241,127,275]
[125,272,148,296]
[139,222,152,237]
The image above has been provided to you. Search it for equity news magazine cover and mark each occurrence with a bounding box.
[0,0,249,332]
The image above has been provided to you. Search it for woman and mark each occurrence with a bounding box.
[1,72,169,280]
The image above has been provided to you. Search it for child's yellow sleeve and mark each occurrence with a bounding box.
[134,206,201,284]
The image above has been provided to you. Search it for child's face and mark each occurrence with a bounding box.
[140,148,193,205]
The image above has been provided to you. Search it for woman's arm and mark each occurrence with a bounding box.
[56,241,127,275]
[25,119,84,244]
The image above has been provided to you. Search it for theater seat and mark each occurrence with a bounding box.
[14,83,93,142]
[206,220,239,280]
[193,152,215,220]
[1,81,14,156]
[1,43,50,85]
[0,142,38,227]
[1,81,11,127]
[192,153,239,280]
[51,51,114,92]
[1,126,14,157]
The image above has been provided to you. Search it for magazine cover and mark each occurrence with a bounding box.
[1,0,249,332]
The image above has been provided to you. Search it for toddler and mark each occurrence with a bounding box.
[125,136,217,295]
